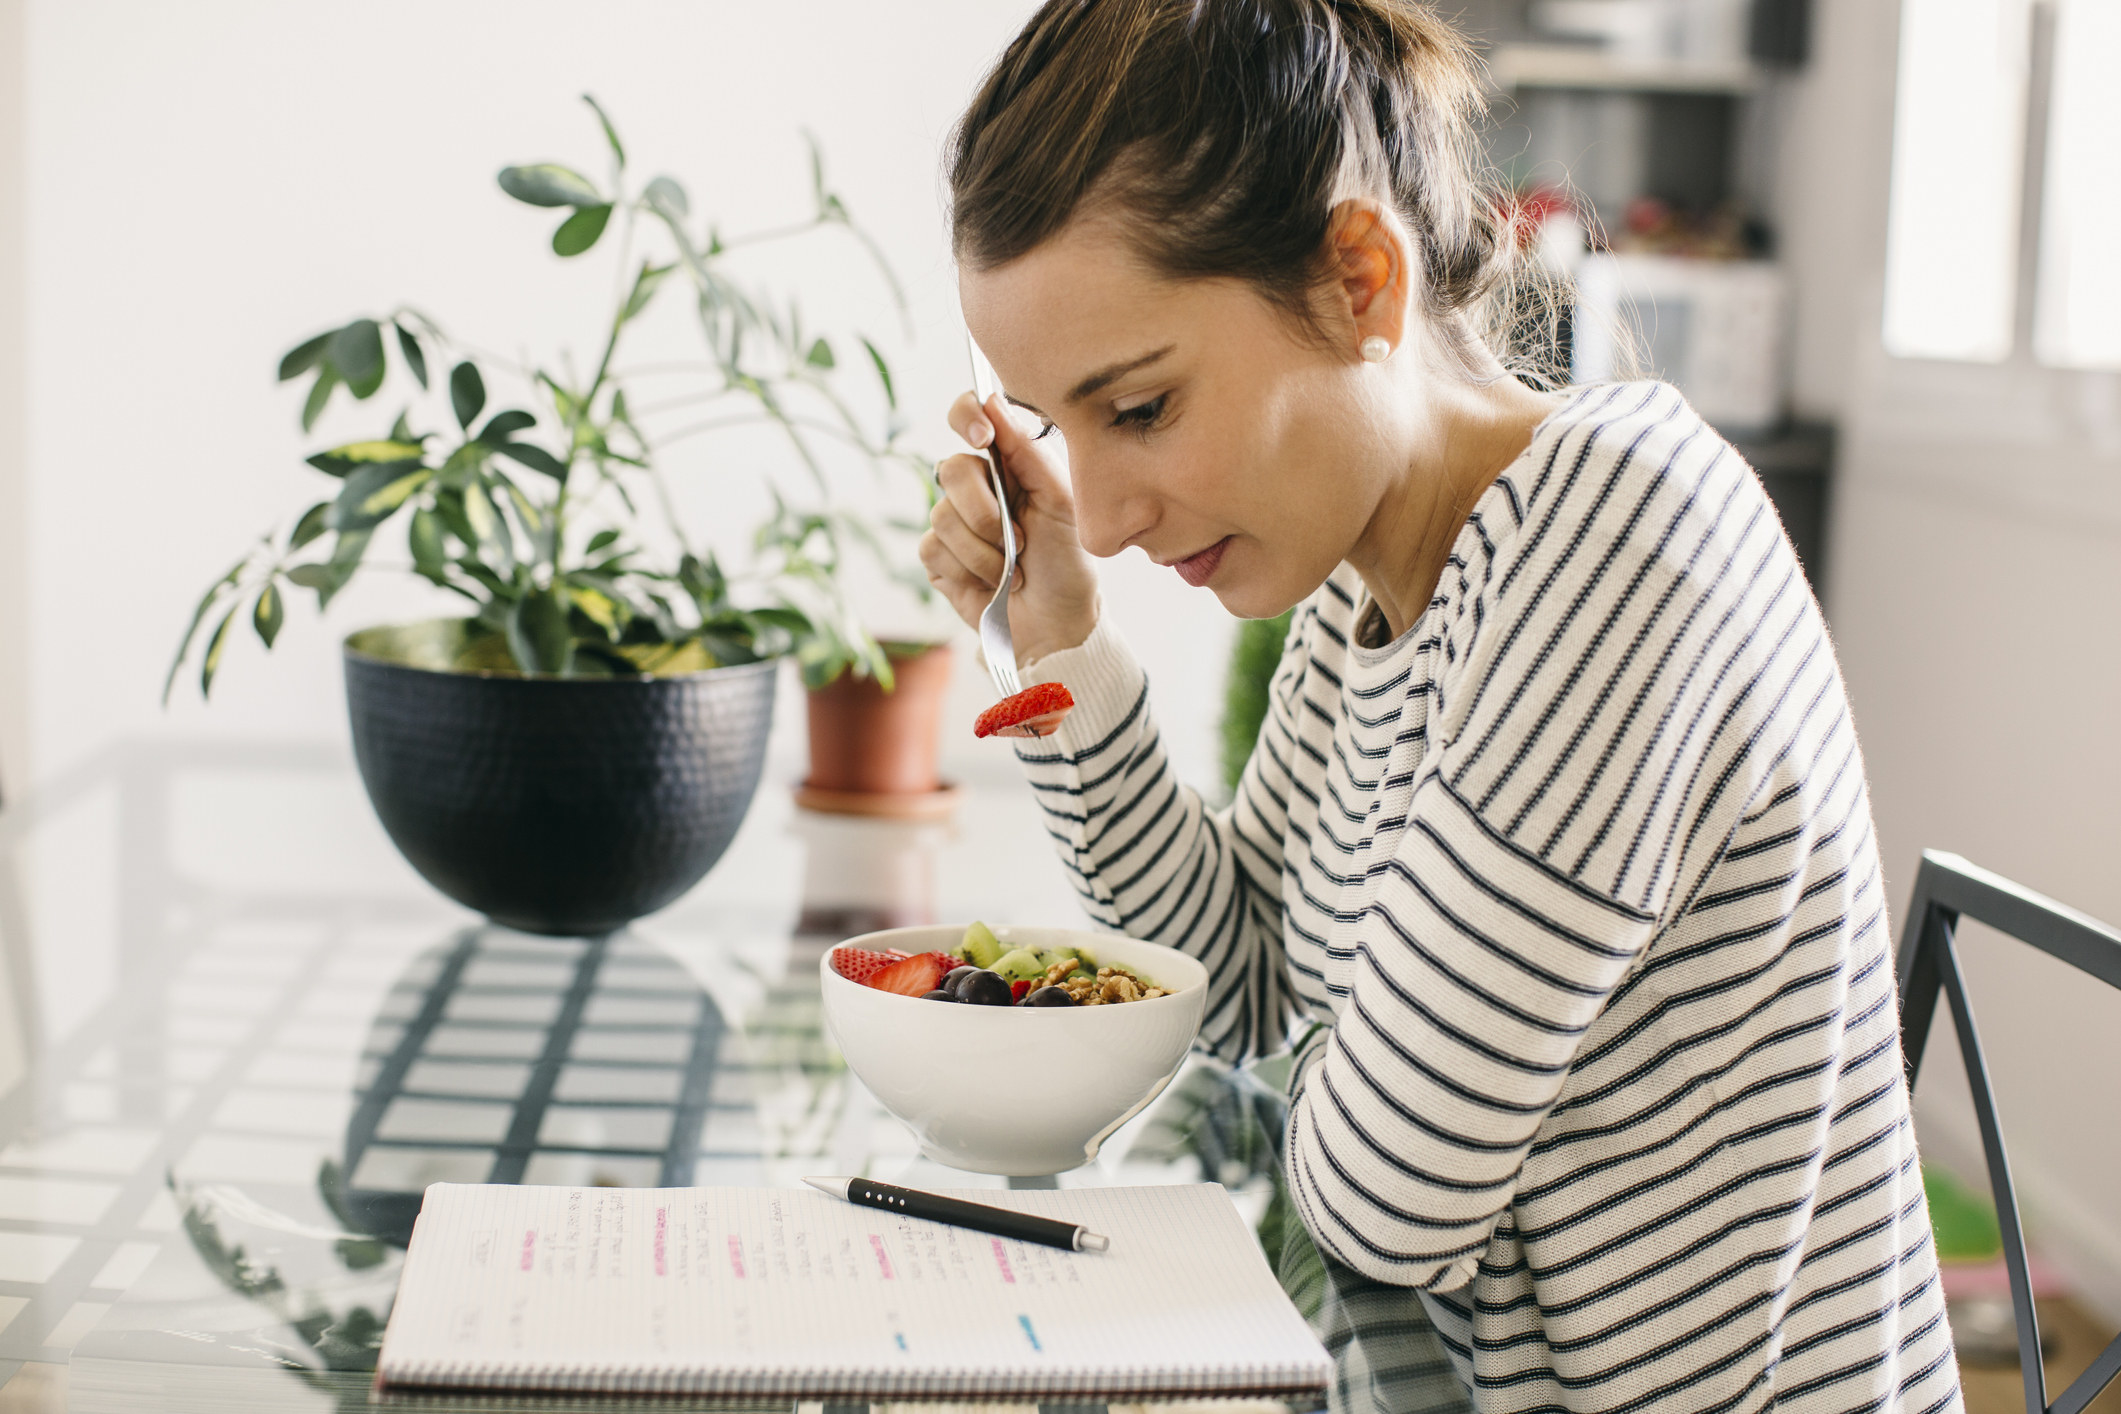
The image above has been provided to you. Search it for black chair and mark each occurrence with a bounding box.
[1897,850,2121,1414]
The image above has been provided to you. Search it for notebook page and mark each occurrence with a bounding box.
[379,1183,1331,1396]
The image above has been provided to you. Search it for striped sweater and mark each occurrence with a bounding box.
[1013,383,1960,1413]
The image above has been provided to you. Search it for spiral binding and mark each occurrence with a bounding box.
[377,1353,1331,1400]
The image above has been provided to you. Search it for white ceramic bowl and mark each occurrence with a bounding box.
[819,925,1208,1176]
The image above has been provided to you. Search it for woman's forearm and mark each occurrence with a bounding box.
[1010,616,1302,1065]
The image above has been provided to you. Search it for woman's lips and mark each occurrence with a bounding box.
[1173,536,1231,588]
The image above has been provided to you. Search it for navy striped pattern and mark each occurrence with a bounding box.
[1014,383,1959,1412]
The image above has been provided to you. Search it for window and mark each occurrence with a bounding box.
[1883,0,2121,368]
[1881,0,2031,364]
[2031,0,2121,370]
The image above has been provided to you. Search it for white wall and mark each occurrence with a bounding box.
[15,0,1237,797]
[1772,0,2121,1319]
[0,0,25,803]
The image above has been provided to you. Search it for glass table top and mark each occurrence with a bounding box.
[0,742,1470,1413]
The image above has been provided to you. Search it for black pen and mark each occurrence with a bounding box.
[802,1176,1111,1253]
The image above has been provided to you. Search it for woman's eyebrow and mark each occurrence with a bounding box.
[1066,345,1174,404]
[1002,345,1176,419]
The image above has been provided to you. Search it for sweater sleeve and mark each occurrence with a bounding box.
[1009,613,1310,1065]
[1282,775,1661,1290]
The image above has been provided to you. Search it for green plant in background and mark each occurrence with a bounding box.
[167,96,930,701]
[1220,610,1295,796]
[1923,1163,2004,1264]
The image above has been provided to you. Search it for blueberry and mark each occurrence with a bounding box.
[958,969,1014,1007]
[921,988,956,1002]
[942,966,981,997]
[1025,985,1077,1007]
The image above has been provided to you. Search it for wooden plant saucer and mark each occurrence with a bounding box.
[793,780,964,823]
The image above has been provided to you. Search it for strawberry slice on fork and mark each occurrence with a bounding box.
[973,682,1075,739]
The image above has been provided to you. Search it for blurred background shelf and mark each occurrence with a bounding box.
[1490,43,1763,94]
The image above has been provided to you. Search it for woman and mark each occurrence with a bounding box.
[920,2,1958,1411]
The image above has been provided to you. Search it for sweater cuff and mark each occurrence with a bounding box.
[1011,616,1145,762]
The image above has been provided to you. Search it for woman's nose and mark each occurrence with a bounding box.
[1069,453,1158,560]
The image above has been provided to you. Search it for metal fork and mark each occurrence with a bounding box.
[966,332,1023,698]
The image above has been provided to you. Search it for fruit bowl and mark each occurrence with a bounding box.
[819,925,1208,1176]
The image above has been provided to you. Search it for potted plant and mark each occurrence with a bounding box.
[753,501,960,821]
[166,97,935,934]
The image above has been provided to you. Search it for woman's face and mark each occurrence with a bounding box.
[960,218,1398,620]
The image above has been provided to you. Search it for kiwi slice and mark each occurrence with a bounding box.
[960,921,1004,970]
[991,948,1047,982]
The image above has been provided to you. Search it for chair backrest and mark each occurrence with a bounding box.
[1896,850,2121,1414]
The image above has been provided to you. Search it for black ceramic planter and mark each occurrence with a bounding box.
[343,621,777,936]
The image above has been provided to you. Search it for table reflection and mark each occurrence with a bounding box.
[0,743,1472,1412]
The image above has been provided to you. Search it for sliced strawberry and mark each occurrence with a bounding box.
[831,947,903,985]
[1010,978,1033,1003]
[974,682,1076,740]
[865,951,957,997]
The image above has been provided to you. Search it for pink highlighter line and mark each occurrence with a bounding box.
[870,1234,895,1279]
[520,1229,536,1272]
[991,1238,1016,1284]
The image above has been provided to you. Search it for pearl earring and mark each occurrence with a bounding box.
[1359,336,1391,363]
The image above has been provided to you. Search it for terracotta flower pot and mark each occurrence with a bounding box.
[800,643,957,819]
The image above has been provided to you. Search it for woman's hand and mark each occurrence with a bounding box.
[921,392,1100,667]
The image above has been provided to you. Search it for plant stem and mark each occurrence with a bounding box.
[716,216,827,250]
[654,411,881,454]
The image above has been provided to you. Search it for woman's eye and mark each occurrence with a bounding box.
[1030,419,1059,441]
[1111,395,1167,436]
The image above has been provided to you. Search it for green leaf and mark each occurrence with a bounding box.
[805,337,835,370]
[327,319,386,399]
[252,582,284,648]
[289,501,330,550]
[494,442,566,479]
[318,528,372,609]
[805,130,827,213]
[746,605,813,635]
[330,463,431,532]
[861,336,896,410]
[585,528,621,555]
[463,483,497,543]
[163,560,245,705]
[498,476,543,536]
[306,440,425,477]
[301,366,339,433]
[619,262,674,324]
[643,176,688,221]
[449,361,486,430]
[477,409,536,444]
[566,582,620,636]
[389,410,416,442]
[409,506,449,584]
[286,563,333,590]
[497,163,600,208]
[199,604,240,698]
[393,322,428,389]
[278,331,332,382]
[463,484,513,572]
[505,587,574,674]
[552,203,611,256]
[582,94,625,168]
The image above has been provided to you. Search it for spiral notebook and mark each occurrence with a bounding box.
[376,1181,1332,1399]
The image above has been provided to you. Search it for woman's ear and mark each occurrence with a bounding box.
[1326,200,1411,354]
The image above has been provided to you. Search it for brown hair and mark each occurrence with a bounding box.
[948,0,1568,390]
